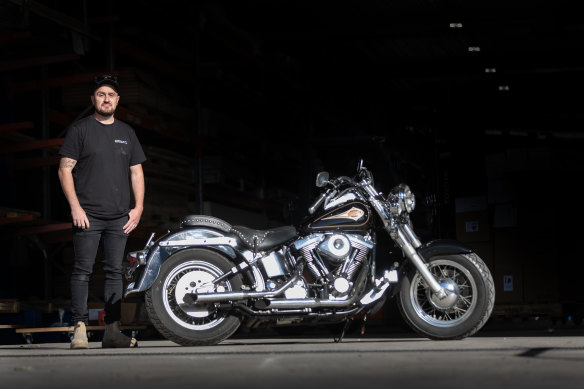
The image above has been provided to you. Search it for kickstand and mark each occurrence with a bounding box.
[333,319,353,343]
[360,314,367,336]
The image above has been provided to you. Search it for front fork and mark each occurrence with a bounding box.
[390,223,447,298]
[357,182,445,298]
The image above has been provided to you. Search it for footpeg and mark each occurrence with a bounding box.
[385,269,399,283]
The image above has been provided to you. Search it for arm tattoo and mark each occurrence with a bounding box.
[60,158,77,169]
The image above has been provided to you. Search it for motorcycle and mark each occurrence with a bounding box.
[125,160,494,345]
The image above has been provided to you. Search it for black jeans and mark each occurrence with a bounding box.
[71,215,128,325]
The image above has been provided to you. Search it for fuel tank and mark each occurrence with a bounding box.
[301,189,373,233]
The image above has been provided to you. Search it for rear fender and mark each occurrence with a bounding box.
[125,227,245,297]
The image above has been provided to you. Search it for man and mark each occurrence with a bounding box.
[58,75,146,349]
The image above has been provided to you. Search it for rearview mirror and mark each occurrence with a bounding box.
[315,171,329,187]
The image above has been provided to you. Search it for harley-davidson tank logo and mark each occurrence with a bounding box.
[322,206,365,222]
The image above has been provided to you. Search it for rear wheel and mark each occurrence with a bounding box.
[145,248,243,346]
[397,253,494,340]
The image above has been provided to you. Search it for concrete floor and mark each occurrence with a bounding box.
[1,325,583,389]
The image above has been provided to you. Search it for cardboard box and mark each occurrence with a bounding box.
[494,263,524,304]
[522,238,559,304]
[493,203,517,228]
[523,264,559,304]
[455,211,490,242]
[455,196,488,213]
[487,179,513,204]
[0,299,20,313]
[492,229,528,304]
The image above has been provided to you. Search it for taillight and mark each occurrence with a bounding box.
[127,252,137,268]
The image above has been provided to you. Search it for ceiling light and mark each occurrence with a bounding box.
[498,85,510,91]
[485,68,497,73]
[468,46,481,52]
[449,23,463,28]
[485,129,503,136]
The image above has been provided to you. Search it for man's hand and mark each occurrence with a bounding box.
[71,205,90,229]
[123,206,143,234]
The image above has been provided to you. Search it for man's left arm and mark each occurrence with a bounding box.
[124,163,145,234]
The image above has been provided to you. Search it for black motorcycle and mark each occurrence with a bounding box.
[125,160,494,345]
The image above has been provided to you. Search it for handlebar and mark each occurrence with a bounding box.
[308,190,329,214]
[307,173,370,214]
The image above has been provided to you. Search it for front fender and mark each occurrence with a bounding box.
[417,239,473,259]
[386,240,473,299]
[124,228,239,298]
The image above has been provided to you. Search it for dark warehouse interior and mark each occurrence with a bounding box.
[1,0,583,339]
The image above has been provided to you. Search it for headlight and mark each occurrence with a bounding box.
[388,184,416,215]
[402,185,416,213]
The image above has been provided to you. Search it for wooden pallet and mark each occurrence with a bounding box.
[0,299,20,313]
[15,325,147,344]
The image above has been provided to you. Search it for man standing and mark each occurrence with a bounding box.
[58,75,146,348]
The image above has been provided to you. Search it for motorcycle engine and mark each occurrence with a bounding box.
[294,233,372,297]
[317,234,351,264]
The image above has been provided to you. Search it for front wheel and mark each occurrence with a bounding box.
[397,252,495,340]
[145,248,243,346]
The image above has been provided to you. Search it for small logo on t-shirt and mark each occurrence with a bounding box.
[114,139,128,144]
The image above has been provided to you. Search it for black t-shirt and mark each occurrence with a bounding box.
[59,116,147,219]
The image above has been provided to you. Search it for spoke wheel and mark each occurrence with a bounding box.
[145,248,243,346]
[398,253,494,340]
[410,260,477,328]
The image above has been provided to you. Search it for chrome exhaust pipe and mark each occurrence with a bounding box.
[256,293,360,309]
[190,274,299,303]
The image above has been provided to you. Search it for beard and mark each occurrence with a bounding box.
[95,104,116,117]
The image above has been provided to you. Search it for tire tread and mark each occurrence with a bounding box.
[398,252,495,340]
[144,249,242,346]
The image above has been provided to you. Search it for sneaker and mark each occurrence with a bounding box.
[70,321,89,349]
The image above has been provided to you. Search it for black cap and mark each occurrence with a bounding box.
[93,75,119,94]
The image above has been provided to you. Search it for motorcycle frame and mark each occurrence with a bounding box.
[126,175,476,313]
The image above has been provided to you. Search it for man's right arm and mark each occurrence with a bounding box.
[58,157,89,229]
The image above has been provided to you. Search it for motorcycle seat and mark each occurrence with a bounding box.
[231,225,297,252]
